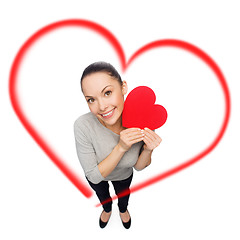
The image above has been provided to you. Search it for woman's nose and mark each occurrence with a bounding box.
[98,99,108,112]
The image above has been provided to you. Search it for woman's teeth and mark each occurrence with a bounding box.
[102,109,114,117]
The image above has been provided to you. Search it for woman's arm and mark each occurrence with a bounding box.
[134,147,153,171]
[134,128,162,171]
[98,128,145,178]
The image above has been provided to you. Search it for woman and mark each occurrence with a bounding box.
[74,62,162,229]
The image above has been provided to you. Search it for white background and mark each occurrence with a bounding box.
[1,0,240,239]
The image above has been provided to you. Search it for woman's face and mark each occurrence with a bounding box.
[81,72,128,127]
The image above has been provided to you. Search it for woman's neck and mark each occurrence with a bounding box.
[100,116,126,135]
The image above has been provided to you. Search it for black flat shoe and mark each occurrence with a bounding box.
[120,210,131,229]
[99,210,111,228]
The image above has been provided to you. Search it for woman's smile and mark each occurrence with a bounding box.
[100,107,116,119]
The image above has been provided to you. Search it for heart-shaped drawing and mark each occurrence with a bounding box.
[9,19,231,200]
[122,86,167,130]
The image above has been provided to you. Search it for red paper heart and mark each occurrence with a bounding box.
[9,19,231,200]
[122,86,167,130]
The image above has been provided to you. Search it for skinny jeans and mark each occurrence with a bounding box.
[87,173,133,213]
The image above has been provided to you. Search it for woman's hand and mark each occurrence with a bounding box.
[99,128,144,178]
[118,128,145,152]
[134,128,162,171]
[142,128,162,151]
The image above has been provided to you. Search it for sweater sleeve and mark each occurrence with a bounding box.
[74,121,105,184]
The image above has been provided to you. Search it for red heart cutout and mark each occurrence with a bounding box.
[122,86,167,130]
[9,19,231,200]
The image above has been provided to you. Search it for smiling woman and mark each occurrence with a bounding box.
[81,77,124,132]
[73,61,162,229]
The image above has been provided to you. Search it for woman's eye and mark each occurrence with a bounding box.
[87,98,94,103]
[105,91,112,96]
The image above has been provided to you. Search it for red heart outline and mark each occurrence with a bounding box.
[9,19,231,200]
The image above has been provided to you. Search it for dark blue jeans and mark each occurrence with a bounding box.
[87,173,133,213]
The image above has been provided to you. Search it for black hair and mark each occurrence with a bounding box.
[80,61,122,91]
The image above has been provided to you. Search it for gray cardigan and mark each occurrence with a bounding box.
[74,112,144,184]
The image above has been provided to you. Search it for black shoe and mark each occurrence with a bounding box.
[99,210,111,228]
[120,210,131,229]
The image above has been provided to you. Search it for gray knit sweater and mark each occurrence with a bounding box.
[74,112,144,184]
